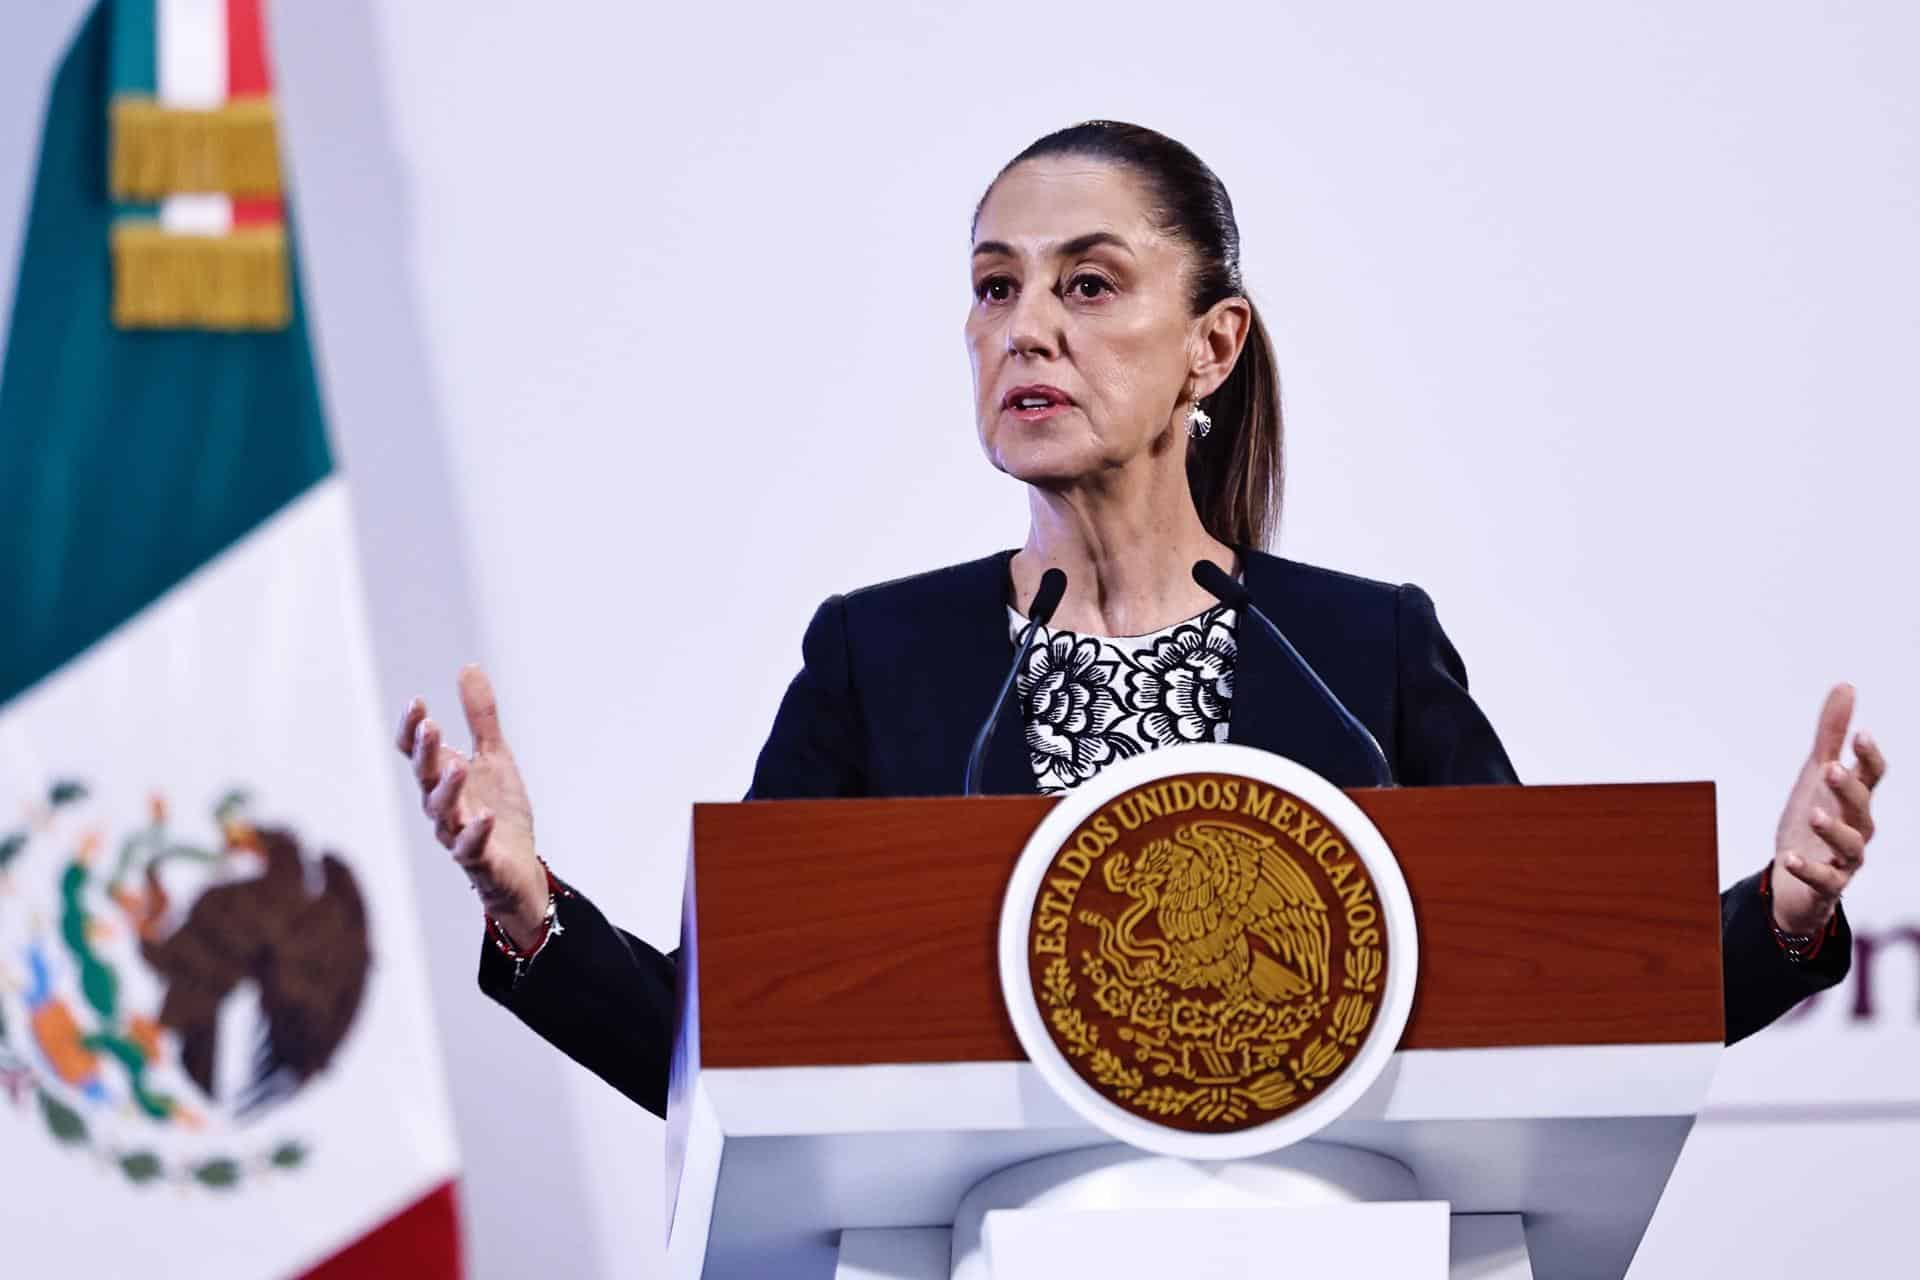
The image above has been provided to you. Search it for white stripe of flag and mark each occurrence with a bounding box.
[157,0,232,235]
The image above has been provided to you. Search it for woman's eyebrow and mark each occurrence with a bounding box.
[1056,231,1132,258]
[971,231,1134,260]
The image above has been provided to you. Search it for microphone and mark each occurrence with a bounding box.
[965,567,1068,796]
[1192,560,1396,787]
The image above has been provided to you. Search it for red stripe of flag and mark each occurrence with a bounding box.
[227,0,270,94]
[298,1180,464,1279]
[227,0,283,227]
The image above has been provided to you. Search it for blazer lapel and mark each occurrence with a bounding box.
[953,549,1037,797]
[1226,550,1377,786]
[1224,549,1294,760]
[982,666,1037,795]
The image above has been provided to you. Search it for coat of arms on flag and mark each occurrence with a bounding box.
[0,781,368,1188]
[0,2,464,1274]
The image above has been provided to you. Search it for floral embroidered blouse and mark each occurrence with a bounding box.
[1009,604,1238,795]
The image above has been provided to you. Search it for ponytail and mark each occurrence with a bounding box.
[1189,300,1283,549]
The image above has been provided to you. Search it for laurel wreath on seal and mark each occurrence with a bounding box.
[1039,938,1384,1122]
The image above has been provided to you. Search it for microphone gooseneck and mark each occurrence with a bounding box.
[1192,560,1396,787]
[964,567,1067,796]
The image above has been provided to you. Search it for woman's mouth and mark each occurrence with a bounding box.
[1003,384,1074,422]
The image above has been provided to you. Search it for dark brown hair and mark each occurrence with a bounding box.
[976,121,1284,550]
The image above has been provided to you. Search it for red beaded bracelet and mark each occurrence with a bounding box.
[1756,861,1836,963]
[484,858,572,980]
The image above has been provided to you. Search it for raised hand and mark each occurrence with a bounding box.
[395,665,547,948]
[1770,683,1888,937]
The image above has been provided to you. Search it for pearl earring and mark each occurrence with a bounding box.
[1186,403,1213,440]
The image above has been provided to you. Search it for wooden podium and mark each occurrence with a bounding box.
[666,783,1723,1280]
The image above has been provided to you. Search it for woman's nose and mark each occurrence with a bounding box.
[1005,292,1059,360]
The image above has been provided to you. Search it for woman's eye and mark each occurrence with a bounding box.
[1069,274,1113,300]
[975,276,1015,303]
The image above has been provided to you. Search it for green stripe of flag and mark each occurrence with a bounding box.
[107,0,156,98]
[0,1,333,709]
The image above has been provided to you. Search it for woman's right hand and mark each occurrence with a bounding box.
[395,665,547,948]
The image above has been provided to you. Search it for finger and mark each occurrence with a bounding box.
[1783,849,1849,898]
[424,759,467,826]
[396,698,426,756]
[459,665,507,754]
[449,810,494,873]
[1808,683,1855,764]
[1810,808,1867,870]
[1854,731,1887,790]
[427,750,468,846]
[1822,763,1875,841]
[412,718,443,791]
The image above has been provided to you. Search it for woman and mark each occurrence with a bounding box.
[394,122,1887,1119]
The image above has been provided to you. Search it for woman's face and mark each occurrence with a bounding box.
[967,157,1203,488]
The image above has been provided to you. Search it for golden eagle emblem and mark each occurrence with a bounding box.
[1100,820,1330,1011]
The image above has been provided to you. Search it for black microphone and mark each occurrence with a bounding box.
[1192,560,1396,787]
[965,567,1068,796]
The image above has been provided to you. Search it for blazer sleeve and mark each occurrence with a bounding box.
[1392,582,1848,1044]
[1721,868,1852,1045]
[477,891,678,1115]
[475,594,869,1118]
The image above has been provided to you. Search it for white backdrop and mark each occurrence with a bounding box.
[3,2,1915,1276]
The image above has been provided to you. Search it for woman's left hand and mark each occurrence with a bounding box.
[1771,683,1888,936]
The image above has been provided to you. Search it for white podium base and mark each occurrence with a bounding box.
[833,1216,1531,1280]
[978,1202,1449,1279]
[952,1142,1434,1280]
[832,1144,1535,1280]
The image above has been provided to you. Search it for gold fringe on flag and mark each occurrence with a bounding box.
[111,221,290,331]
[110,96,282,200]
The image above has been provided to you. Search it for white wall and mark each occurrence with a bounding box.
[0,3,91,329]
[6,1,1916,1275]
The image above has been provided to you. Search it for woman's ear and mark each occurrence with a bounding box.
[1189,297,1251,400]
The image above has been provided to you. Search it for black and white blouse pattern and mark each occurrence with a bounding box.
[1008,604,1239,795]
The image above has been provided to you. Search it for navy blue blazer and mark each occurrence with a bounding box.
[481,549,1849,1117]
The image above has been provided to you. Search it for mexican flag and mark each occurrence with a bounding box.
[0,2,463,1275]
